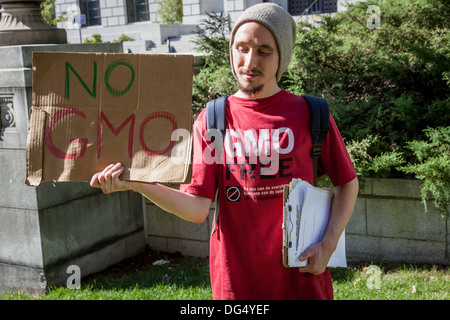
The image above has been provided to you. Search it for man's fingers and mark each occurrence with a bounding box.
[90,163,123,193]
[111,165,124,178]
[90,172,101,188]
[97,163,115,182]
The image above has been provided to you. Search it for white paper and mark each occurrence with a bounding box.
[283,179,347,268]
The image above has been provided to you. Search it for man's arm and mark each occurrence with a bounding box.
[298,177,359,275]
[90,163,212,223]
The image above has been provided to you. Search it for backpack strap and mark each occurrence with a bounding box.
[206,95,228,137]
[206,96,227,236]
[301,95,330,186]
[206,96,228,165]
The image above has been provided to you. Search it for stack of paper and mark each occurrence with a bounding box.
[282,179,347,268]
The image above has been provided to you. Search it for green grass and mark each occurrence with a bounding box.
[331,263,449,300]
[1,252,448,300]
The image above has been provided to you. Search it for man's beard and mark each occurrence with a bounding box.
[237,81,264,96]
[236,68,264,96]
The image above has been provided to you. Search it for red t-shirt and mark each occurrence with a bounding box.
[181,90,356,300]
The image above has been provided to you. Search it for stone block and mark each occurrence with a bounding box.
[346,197,366,234]
[0,208,43,268]
[366,198,446,241]
[371,178,422,199]
[347,234,447,265]
[146,203,212,242]
[38,191,144,267]
[0,263,46,296]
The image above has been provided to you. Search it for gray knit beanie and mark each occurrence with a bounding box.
[230,3,297,82]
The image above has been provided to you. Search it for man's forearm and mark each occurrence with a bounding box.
[91,163,212,223]
[321,177,359,253]
[131,182,212,223]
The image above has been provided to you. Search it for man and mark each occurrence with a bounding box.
[91,3,358,299]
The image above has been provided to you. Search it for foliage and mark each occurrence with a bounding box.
[345,135,404,179]
[113,34,135,43]
[400,127,450,217]
[191,12,236,114]
[83,34,102,43]
[285,0,450,158]
[281,0,450,216]
[157,0,183,24]
[41,0,67,26]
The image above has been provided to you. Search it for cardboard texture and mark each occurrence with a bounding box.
[26,52,193,186]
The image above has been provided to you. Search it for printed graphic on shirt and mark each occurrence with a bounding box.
[202,127,295,168]
[242,183,285,201]
[226,186,241,202]
[220,127,294,202]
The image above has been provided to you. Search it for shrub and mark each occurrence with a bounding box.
[191,12,236,115]
[284,0,450,157]
[400,127,450,217]
[83,34,102,43]
[157,0,183,24]
[113,34,135,43]
[346,135,404,179]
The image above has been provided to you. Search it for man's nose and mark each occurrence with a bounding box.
[244,49,258,69]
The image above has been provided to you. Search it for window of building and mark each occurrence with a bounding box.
[79,0,101,26]
[126,0,150,23]
[288,0,337,16]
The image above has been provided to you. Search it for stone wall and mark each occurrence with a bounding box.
[347,178,448,265]
[145,178,449,265]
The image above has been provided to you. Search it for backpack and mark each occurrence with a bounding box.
[205,94,330,235]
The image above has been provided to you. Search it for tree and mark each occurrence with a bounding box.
[41,0,67,26]
[191,12,235,115]
[157,0,183,24]
[284,0,449,157]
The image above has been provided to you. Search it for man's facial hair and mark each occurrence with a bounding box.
[236,68,264,96]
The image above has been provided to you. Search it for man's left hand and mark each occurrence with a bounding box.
[297,242,333,275]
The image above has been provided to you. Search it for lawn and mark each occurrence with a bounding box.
[1,249,448,301]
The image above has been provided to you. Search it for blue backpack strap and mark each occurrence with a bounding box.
[301,95,330,186]
[205,96,228,236]
[206,95,228,137]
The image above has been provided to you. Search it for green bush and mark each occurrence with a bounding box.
[83,34,102,44]
[283,0,449,216]
[157,0,183,24]
[285,0,449,156]
[191,12,236,115]
[345,135,404,179]
[113,34,135,43]
[400,127,450,217]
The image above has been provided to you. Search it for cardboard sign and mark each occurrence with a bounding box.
[26,52,193,186]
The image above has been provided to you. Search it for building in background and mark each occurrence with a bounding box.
[55,0,360,53]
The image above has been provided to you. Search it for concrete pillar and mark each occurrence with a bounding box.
[0,0,67,46]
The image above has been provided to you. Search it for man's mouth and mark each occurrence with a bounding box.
[239,68,263,80]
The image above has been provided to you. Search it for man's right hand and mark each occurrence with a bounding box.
[90,162,131,194]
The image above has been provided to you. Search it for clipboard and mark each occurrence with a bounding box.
[282,179,347,268]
